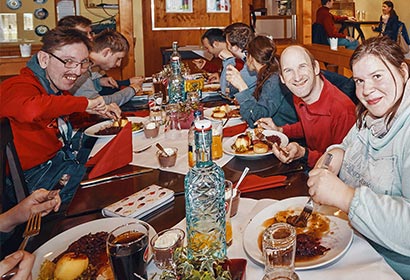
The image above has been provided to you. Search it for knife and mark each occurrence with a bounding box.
[80,168,154,187]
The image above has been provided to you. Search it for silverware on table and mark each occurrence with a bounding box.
[2,212,42,279]
[291,153,333,227]
[133,144,152,153]
[80,168,154,187]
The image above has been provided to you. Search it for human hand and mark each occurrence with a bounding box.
[313,148,345,174]
[307,167,354,213]
[207,73,220,83]
[218,49,234,60]
[99,77,118,88]
[271,142,304,164]
[225,65,247,91]
[129,76,144,87]
[86,96,107,115]
[255,118,281,131]
[104,103,122,120]
[346,36,355,42]
[192,59,206,69]
[347,16,357,22]
[1,189,61,233]
[0,251,34,280]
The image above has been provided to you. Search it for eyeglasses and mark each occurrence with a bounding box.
[47,52,93,69]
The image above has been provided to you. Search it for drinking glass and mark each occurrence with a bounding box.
[224,180,233,246]
[150,228,185,271]
[211,120,223,160]
[107,221,149,280]
[262,223,299,280]
[149,92,163,123]
[164,104,181,139]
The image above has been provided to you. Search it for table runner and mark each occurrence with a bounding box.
[146,198,401,280]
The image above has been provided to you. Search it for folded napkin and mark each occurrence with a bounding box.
[223,122,248,137]
[85,122,132,179]
[123,110,149,118]
[236,174,287,193]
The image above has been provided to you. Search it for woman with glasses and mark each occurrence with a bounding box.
[0,27,118,207]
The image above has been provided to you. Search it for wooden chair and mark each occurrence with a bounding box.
[0,118,29,211]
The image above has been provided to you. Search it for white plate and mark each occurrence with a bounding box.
[32,217,156,278]
[204,105,241,121]
[243,196,353,270]
[223,130,289,159]
[84,116,145,138]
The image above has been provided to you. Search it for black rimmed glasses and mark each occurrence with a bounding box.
[47,52,93,69]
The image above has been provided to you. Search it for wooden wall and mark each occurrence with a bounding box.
[142,0,250,76]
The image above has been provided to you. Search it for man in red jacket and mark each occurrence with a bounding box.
[256,45,356,168]
[315,0,358,50]
[0,27,117,207]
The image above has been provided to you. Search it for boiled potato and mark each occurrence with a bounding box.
[54,252,89,280]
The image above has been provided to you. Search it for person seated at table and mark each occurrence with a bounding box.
[256,45,356,168]
[315,0,358,50]
[192,28,244,94]
[307,36,410,279]
[0,189,61,279]
[58,15,143,97]
[70,29,142,107]
[371,1,399,41]
[223,22,257,97]
[226,36,298,128]
[0,27,117,206]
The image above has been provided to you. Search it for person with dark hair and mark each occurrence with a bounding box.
[193,28,244,94]
[57,15,93,40]
[226,36,297,127]
[257,45,356,167]
[372,1,399,41]
[0,27,115,205]
[70,29,142,108]
[58,16,143,97]
[308,36,410,279]
[223,22,257,97]
[315,0,358,50]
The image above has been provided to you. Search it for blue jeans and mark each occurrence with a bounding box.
[337,37,359,50]
[4,132,94,208]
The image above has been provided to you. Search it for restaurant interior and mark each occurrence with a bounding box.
[1,0,409,279]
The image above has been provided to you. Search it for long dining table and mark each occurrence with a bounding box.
[6,97,402,279]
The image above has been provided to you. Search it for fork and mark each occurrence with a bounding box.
[292,153,333,227]
[1,212,42,279]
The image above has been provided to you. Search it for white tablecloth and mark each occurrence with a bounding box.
[147,198,401,280]
[89,119,234,175]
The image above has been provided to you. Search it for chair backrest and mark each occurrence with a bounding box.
[0,118,29,209]
[312,23,329,45]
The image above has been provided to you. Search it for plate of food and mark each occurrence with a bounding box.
[243,196,353,270]
[33,217,156,279]
[223,129,288,158]
[204,105,241,121]
[84,116,145,138]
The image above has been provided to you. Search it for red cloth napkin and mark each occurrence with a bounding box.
[123,110,149,117]
[223,122,248,137]
[236,174,288,193]
[85,122,133,179]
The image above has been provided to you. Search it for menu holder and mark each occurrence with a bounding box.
[102,184,175,219]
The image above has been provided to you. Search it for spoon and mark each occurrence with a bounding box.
[156,143,170,157]
[234,167,250,193]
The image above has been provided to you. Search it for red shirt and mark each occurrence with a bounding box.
[0,67,89,170]
[316,6,348,38]
[282,77,356,167]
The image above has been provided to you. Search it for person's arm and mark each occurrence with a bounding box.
[0,251,34,279]
[0,189,61,233]
[101,87,136,107]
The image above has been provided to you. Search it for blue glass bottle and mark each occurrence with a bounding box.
[184,119,226,260]
[168,56,186,103]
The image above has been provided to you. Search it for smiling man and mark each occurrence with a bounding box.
[0,27,114,207]
[257,45,356,167]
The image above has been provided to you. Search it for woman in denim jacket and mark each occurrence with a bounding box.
[308,36,410,279]
[226,36,297,128]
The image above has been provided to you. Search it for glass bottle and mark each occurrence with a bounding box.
[170,41,181,62]
[188,110,202,168]
[184,119,226,260]
[168,56,186,103]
